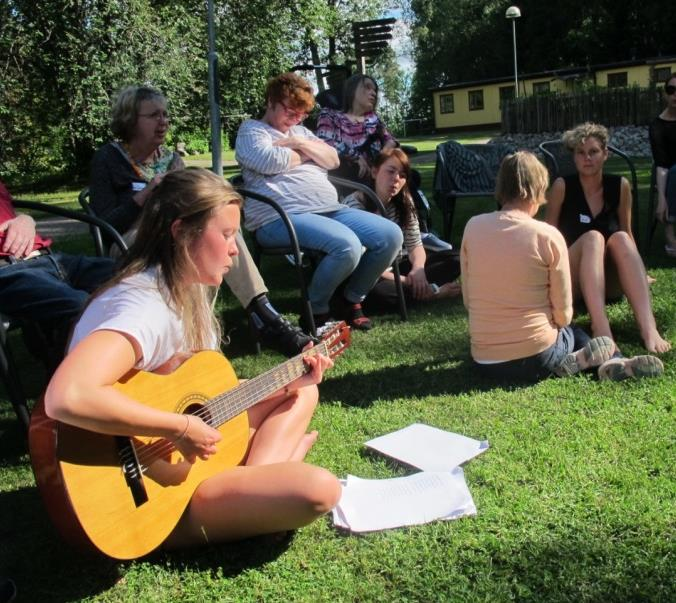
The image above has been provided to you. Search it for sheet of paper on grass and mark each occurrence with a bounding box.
[333,468,476,532]
[365,423,489,472]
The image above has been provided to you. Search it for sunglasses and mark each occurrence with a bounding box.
[665,85,676,95]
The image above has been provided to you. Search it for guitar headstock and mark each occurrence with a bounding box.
[319,321,351,360]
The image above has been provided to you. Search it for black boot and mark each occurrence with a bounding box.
[247,294,317,357]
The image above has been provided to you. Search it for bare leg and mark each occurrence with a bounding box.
[290,430,319,462]
[605,232,671,353]
[165,384,340,549]
[165,462,341,548]
[666,223,676,249]
[245,385,319,466]
[568,231,614,340]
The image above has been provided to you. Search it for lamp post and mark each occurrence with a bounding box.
[505,6,521,98]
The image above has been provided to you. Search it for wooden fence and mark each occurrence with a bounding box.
[501,87,663,133]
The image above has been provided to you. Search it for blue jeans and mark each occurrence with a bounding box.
[666,165,676,223]
[0,252,114,324]
[256,207,403,314]
[475,325,591,383]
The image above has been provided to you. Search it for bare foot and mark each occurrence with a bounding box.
[436,281,462,299]
[289,430,319,462]
[642,329,671,354]
[646,274,657,285]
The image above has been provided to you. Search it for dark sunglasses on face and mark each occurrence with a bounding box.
[665,85,676,95]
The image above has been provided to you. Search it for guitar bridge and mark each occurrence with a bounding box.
[115,436,149,507]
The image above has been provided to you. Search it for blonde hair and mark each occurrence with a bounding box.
[562,122,609,152]
[111,85,166,142]
[107,168,242,351]
[495,151,549,207]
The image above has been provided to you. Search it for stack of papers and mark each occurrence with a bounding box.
[333,423,489,533]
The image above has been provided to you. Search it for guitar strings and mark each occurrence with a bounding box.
[130,337,344,472]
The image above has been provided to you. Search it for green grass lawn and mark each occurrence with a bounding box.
[1,140,674,602]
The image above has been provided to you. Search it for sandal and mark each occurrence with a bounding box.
[344,302,372,331]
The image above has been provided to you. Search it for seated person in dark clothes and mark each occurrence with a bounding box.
[649,73,676,258]
[89,84,313,356]
[0,179,114,364]
[546,122,670,358]
[342,148,461,312]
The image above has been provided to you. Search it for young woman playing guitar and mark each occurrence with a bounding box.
[36,168,341,558]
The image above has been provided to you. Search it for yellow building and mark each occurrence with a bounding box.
[432,57,676,130]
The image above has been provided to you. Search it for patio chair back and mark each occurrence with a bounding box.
[433,141,516,241]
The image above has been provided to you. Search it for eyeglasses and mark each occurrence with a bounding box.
[278,101,307,121]
[138,110,170,122]
[665,85,676,96]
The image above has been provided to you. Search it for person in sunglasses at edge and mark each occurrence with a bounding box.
[461,151,617,383]
[649,74,676,259]
[316,73,440,242]
[44,168,341,555]
[235,72,402,332]
[341,147,461,311]
[546,123,669,378]
[89,85,314,357]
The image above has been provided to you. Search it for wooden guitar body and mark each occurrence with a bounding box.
[30,351,249,560]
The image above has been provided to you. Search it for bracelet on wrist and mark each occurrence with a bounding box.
[174,415,190,443]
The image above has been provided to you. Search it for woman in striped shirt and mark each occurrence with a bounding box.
[342,148,461,311]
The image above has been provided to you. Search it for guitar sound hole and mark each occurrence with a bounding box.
[183,402,212,427]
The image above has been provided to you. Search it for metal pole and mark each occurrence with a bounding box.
[207,0,222,176]
[511,20,519,98]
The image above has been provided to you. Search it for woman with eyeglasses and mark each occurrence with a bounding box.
[235,72,402,331]
[546,122,670,369]
[89,85,315,357]
[649,74,676,258]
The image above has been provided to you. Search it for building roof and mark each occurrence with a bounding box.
[430,55,676,93]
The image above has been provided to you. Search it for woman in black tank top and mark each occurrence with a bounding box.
[546,122,670,357]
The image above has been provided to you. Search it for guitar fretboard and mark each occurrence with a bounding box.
[203,340,329,428]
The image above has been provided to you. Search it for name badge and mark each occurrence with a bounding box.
[579,214,591,224]
[132,182,147,192]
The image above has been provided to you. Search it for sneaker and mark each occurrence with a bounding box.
[556,336,615,376]
[299,311,334,335]
[421,232,453,252]
[598,355,664,381]
[250,314,317,357]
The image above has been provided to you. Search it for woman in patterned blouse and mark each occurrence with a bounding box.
[316,74,397,182]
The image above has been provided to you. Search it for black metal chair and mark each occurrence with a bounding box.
[235,177,408,336]
[644,163,661,255]
[433,141,516,242]
[538,140,641,250]
[77,188,106,256]
[1,200,127,432]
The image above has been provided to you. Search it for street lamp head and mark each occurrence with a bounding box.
[505,5,521,19]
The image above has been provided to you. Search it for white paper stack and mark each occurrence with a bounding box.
[333,423,488,533]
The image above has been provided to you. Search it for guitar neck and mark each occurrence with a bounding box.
[205,340,329,428]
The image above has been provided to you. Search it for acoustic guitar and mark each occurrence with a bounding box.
[29,322,350,560]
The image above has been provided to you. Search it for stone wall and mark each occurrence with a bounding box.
[490,125,651,157]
